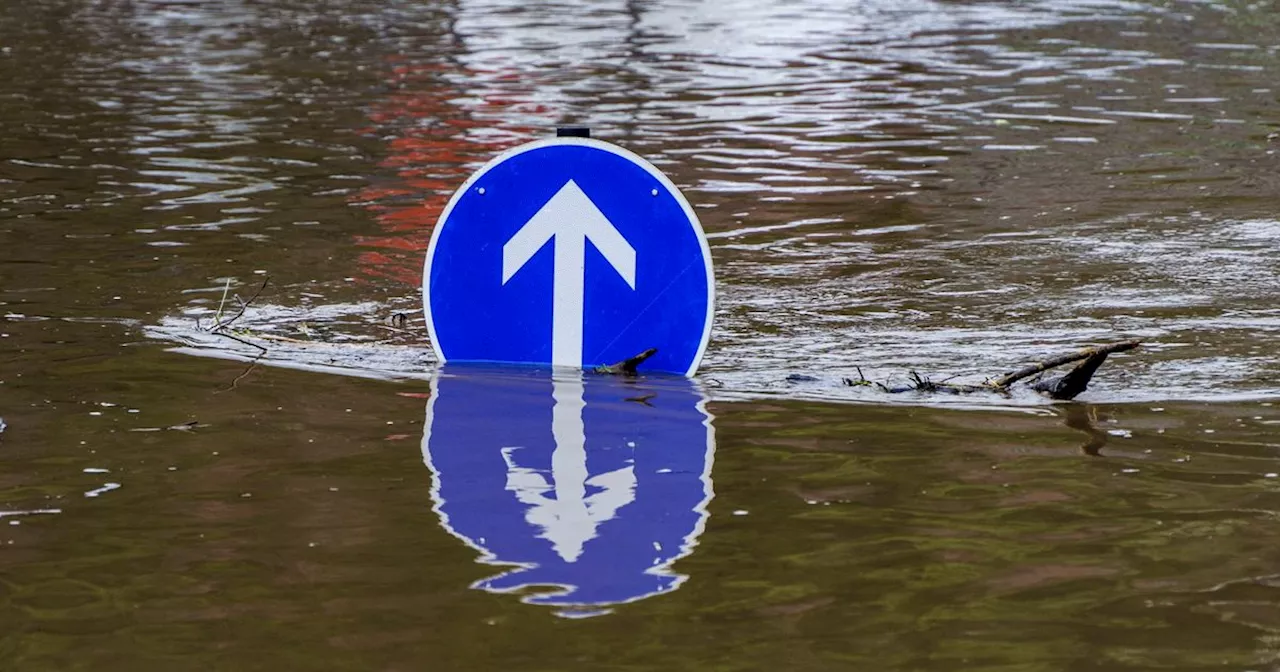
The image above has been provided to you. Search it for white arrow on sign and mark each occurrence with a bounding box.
[502,179,636,368]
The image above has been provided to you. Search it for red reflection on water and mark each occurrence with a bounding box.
[352,58,552,287]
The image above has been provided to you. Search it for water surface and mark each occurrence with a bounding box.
[3,0,1280,668]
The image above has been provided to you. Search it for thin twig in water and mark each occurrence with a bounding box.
[210,276,270,332]
[842,366,875,388]
[218,357,262,393]
[214,277,232,325]
[212,330,267,355]
[198,275,272,392]
[254,333,312,345]
[210,331,267,393]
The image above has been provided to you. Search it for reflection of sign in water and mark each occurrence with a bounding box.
[423,137,715,375]
[421,365,715,614]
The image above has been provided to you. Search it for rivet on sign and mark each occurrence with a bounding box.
[650,189,658,196]
[478,187,486,195]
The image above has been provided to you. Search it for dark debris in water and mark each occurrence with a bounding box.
[841,340,1141,401]
[593,348,658,376]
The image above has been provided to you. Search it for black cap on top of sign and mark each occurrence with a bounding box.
[556,126,591,138]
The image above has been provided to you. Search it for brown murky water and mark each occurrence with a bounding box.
[3,0,1280,669]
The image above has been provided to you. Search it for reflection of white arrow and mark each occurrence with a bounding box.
[500,373,636,562]
[502,180,636,368]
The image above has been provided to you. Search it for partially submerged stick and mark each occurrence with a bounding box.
[987,339,1141,389]
[1024,347,1125,401]
[842,339,1141,400]
[594,348,658,375]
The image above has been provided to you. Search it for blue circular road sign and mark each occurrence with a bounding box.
[423,137,714,376]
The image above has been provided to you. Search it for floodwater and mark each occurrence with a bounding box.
[3,0,1280,668]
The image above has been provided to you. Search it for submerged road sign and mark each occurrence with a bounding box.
[422,364,716,614]
[423,137,715,376]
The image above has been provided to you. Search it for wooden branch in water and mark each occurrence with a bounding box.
[986,339,1141,390]
[594,348,658,375]
[841,339,1141,400]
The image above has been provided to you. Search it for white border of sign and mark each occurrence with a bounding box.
[423,137,716,377]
